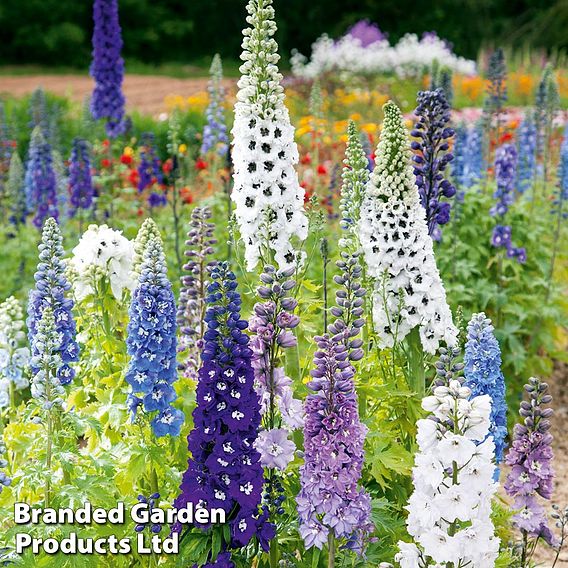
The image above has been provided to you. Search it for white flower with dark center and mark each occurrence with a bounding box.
[359,101,457,354]
[231,0,308,270]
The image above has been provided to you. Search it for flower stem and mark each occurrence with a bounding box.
[406,328,425,397]
[269,538,279,568]
[327,532,335,568]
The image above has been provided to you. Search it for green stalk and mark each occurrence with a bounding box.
[406,328,425,397]
[269,539,279,568]
[45,369,53,508]
[327,532,335,568]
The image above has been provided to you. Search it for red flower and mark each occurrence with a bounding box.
[120,154,133,165]
[101,158,111,169]
[180,187,193,204]
[317,164,327,175]
[129,170,139,185]
[195,158,208,170]
[137,207,144,217]
[162,158,173,174]
[102,139,110,148]
[499,132,513,144]
[300,153,312,165]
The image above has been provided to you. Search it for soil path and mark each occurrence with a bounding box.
[0,74,234,115]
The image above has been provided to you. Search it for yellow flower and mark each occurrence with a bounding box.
[123,146,134,157]
[178,143,188,155]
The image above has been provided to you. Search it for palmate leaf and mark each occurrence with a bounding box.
[366,432,414,488]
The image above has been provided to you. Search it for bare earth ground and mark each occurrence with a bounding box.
[1,72,567,566]
[0,74,234,115]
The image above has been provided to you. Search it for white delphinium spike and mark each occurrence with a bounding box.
[395,376,500,567]
[231,0,308,271]
[359,101,457,353]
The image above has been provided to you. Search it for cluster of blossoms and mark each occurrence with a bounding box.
[177,207,217,380]
[25,127,58,229]
[396,374,500,567]
[339,120,369,239]
[174,262,273,563]
[291,29,476,80]
[0,437,11,494]
[464,313,507,474]
[70,224,135,301]
[125,237,183,437]
[490,144,526,263]
[132,218,161,278]
[28,218,79,386]
[137,133,164,207]
[29,88,51,142]
[411,89,456,240]
[535,64,560,176]
[504,377,556,545]
[298,250,373,553]
[231,0,308,271]
[359,101,457,353]
[6,152,26,226]
[248,265,304,472]
[460,125,484,189]
[68,138,94,216]
[485,49,507,118]
[29,306,67,410]
[0,297,30,408]
[90,0,126,137]
[134,493,162,535]
[201,54,229,157]
[516,116,537,195]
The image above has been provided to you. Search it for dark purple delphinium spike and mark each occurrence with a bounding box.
[68,138,94,216]
[134,493,162,535]
[177,207,217,380]
[27,218,79,385]
[297,250,373,553]
[25,127,58,229]
[90,0,126,138]
[174,262,273,564]
[411,89,456,241]
[137,133,165,208]
[504,377,556,547]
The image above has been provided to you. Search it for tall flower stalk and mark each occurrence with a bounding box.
[463,313,507,477]
[231,0,308,271]
[6,151,26,227]
[25,127,58,229]
[68,138,94,227]
[517,114,537,196]
[395,357,499,567]
[177,207,217,380]
[125,236,183,438]
[359,101,457,388]
[201,54,229,158]
[411,89,456,241]
[174,262,273,566]
[298,249,372,562]
[504,377,556,564]
[90,0,126,137]
[28,217,79,386]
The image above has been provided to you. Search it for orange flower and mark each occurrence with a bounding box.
[180,187,193,204]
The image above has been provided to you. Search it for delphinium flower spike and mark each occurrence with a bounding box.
[395,352,500,567]
[516,114,537,195]
[462,124,483,189]
[483,48,507,167]
[28,218,79,386]
[25,127,58,229]
[6,151,26,226]
[177,207,217,380]
[125,236,183,437]
[411,88,456,240]
[137,132,164,207]
[339,120,369,240]
[231,0,308,271]
[201,54,229,157]
[491,143,525,263]
[0,436,11,494]
[90,0,126,137]
[298,249,373,555]
[174,262,273,564]
[68,138,94,219]
[359,100,457,354]
[132,218,163,279]
[0,297,30,409]
[463,313,507,476]
[504,377,556,548]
